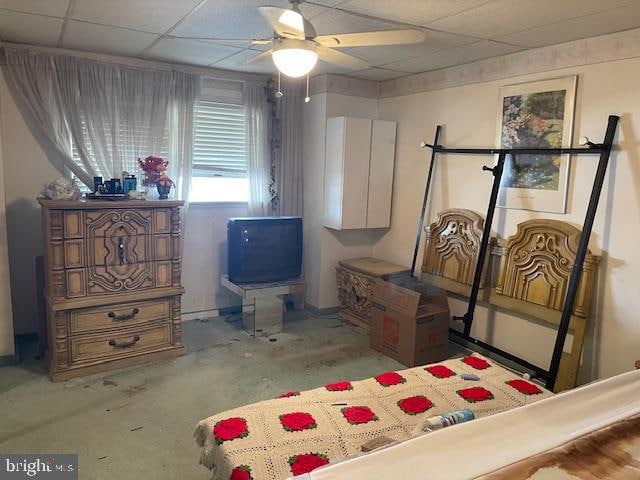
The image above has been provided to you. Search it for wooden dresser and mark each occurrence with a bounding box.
[39,199,186,381]
[336,257,409,330]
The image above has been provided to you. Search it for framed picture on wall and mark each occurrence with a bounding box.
[496,75,577,213]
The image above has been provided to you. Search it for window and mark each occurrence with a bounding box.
[190,100,249,202]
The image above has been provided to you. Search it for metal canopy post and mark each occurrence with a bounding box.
[418,115,620,389]
[411,125,441,276]
[454,152,507,336]
[545,114,619,390]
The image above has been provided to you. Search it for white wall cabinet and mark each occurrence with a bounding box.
[323,117,396,230]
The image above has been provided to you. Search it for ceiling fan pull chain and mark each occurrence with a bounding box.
[305,74,311,103]
[276,71,284,99]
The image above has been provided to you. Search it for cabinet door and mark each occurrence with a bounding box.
[367,120,397,228]
[323,117,346,229]
[340,118,372,229]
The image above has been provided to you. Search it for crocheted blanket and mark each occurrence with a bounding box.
[194,354,553,480]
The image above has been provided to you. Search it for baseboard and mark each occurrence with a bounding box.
[182,305,243,322]
[0,347,20,366]
[304,303,340,317]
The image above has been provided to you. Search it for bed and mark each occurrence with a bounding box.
[194,354,553,480]
[301,368,640,480]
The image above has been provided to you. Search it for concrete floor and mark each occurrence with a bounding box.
[0,313,453,480]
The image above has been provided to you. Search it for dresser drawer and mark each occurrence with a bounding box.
[69,298,171,334]
[63,208,172,239]
[70,323,172,365]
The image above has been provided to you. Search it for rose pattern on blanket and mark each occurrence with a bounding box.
[462,356,491,370]
[425,365,456,378]
[342,406,378,425]
[229,465,252,480]
[288,453,329,476]
[278,390,300,398]
[213,418,249,445]
[506,379,543,395]
[398,396,434,415]
[457,387,495,403]
[195,355,555,480]
[375,372,406,386]
[325,381,353,391]
[280,412,317,432]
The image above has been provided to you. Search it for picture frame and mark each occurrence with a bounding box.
[496,76,577,213]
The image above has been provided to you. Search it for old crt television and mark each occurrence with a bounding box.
[227,217,302,283]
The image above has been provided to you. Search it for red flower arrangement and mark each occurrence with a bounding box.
[280,412,317,432]
[342,406,378,425]
[397,396,434,415]
[138,155,169,186]
[375,372,406,387]
[425,365,456,378]
[462,356,491,370]
[506,379,542,395]
[213,417,249,445]
[229,465,252,480]
[288,453,329,476]
[278,390,301,398]
[457,387,494,403]
[325,381,353,392]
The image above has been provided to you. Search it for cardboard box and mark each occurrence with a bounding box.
[370,277,450,367]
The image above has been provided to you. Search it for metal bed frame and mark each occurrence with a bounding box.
[412,115,619,391]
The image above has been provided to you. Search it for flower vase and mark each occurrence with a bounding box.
[157,183,171,200]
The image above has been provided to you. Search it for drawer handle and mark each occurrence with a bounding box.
[108,335,140,349]
[118,236,126,265]
[108,308,139,322]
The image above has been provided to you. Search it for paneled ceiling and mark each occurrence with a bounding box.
[1,0,640,81]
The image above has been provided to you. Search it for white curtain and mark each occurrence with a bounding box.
[245,81,271,216]
[276,83,304,216]
[2,47,198,199]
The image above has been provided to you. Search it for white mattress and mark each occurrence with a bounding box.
[297,369,640,480]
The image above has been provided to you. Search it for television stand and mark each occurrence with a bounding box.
[221,275,306,337]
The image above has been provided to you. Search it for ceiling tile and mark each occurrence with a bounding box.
[172,0,327,39]
[338,0,498,26]
[309,7,403,36]
[348,67,409,81]
[384,40,523,73]
[426,0,633,39]
[0,10,62,46]
[496,4,640,48]
[211,48,274,73]
[344,29,477,65]
[71,0,203,34]
[62,20,158,56]
[0,0,69,17]
[144,38,242,67]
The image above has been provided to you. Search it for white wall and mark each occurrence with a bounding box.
[373,57,640,382]
[0,71,245,335]
[303,92,385,310]
[0,78,15,356]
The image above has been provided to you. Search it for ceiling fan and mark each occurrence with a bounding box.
[171,0,426,79]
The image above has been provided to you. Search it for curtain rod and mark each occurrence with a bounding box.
[0,41,271,85]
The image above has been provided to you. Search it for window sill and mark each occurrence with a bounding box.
[188,201,249,208]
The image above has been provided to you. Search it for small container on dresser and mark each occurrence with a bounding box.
[336,257,409,330]
[38,199,186,381]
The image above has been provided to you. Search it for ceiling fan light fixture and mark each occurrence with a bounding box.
[272,41,318,78]
[278,10,304,32]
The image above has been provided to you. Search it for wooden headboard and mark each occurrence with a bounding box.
[421,209,493,296]
[490,219,600,392]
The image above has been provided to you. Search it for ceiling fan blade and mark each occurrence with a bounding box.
[316,47,369,70]
[245,50,273,66]
[315,29,426,48]
[166,34,272,45]
[258,6,316,39]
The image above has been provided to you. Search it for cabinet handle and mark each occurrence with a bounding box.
[108,335,140,349]
[107,308,139,322]
[118,236,125,265]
